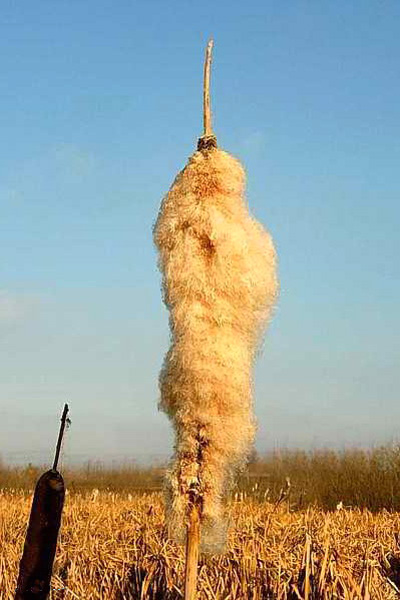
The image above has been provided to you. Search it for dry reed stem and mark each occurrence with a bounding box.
[184,500,201,600]
[203,39,214,138]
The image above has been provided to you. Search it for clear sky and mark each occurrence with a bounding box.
[1,1,399,466]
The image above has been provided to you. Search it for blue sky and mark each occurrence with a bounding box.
[1,1,399,466]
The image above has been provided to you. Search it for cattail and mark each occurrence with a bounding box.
[153,40,278,562]
[14,405,69,600]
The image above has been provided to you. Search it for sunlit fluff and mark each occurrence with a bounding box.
[153,148,278,552]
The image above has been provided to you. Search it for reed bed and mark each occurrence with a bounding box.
[3,446,400,511]
[2,488,400,599]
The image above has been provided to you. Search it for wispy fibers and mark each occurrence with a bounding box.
[153,44,278,554]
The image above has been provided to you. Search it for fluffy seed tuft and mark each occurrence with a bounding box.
[153,147,278,552]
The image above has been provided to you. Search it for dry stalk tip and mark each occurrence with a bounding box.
[198,38,217,151]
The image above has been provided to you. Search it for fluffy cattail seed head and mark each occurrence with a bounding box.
[154,145,278,552]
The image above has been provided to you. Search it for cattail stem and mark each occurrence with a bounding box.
[203,39,213,137]
[184,498,201,600]
[52,403,69,471]
[198,39,217,151]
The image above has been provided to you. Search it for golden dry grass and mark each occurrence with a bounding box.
[2,488,400,599]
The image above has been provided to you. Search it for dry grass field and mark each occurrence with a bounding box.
[2,486,400,599]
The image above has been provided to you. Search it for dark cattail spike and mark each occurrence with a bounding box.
[52,403,69,472]
[198,39,217,151]
[14,405,68,599]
